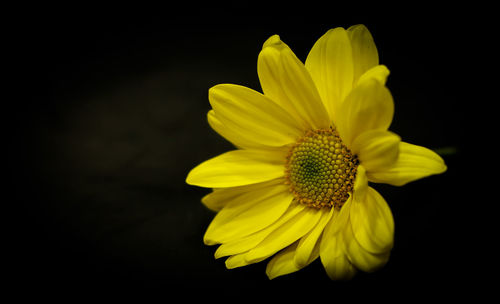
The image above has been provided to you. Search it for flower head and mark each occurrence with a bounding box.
[186,25,446,280]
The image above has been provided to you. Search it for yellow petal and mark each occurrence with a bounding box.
[225,254,253,269]
[347,24,379,84]
[258,35,330,130]
[215,233,263,259]
[341,170,392,271]
[244,206,323,263]
[186,149,286,188]
[353,165,368,200]
[294,207,333,268]
[207,110,258,150]
[319,197,352,258]
[356,65,390,87]
[326,195,353,241]
[225,250,274,269]
[201,178,284,212]
[342,216,391,273]
[209,84,302,147]
[266,242,301,280]
[319,214,357,280]
[223,203,307,269]
[305,27,354,123]
[351,130,401,172]
[350,186,394,254]
[203,181,292,245]
[201,188,233,212]
[367,141,447,186]
[322,249,357,280]
[214,202,305,258]
[335,78,394,147]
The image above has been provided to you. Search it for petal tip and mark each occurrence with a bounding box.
[327,26,347,34]
[437,162,448,175]
[350,23,367,28]
[214,247,225,259]
[185,165,207,187]
[263,34,282,49]
[185,169,196,185]
[265,267,278,280]
[203,231,218,246]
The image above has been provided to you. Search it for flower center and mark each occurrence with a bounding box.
[285,128,358,209]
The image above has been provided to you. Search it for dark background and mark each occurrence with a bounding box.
[9,5,478,298]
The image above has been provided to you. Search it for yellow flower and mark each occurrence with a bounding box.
[186,25,447,280]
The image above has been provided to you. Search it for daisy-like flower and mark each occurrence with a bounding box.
[186,25,446,280]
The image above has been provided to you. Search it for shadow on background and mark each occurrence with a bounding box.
[9,6,476,298]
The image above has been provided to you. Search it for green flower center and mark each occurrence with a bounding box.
[285,128,358,209]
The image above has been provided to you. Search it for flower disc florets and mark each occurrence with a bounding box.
[285,128,359,210]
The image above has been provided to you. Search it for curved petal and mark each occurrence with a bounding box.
[343,216,391,273]
[258,35,330,130]
[201,178,285,212]
[223,203,308,269]
[353,165,368,200]
[347,24,379,84]
[225,254,251,269]
[203,181,292,245]
[214,233,264,259]
[335,78,394,148]
[367,141,447,186]
[305,27,354,123]
[214,202,305,258]
[186,149,286,188]
[266,242,301,280]
[201,188,235,213]
[321,238,357,280]
[209,84,302,147]
[207,110,258,150]
[351,130,401,173]
[244,206,323,263]
[350,186,394,254]
[319,197,352,257]
[319,212,357,280]
[294,207,333,268]
[356,65,390,87]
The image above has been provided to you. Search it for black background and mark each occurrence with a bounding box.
[9,4,480,299]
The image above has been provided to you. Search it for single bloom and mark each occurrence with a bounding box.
[186,25,446,280]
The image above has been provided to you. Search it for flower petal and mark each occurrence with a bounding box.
[347,24,379,84]
[335,78,394,147]
[319,210,357,280]
[294,207,333,268]
[201,188,233,212]
[367,141,447,186]
[201,178,285,212]
[266,242,301,280]
[321,242,357,280]
[203,181,292,245]
[244,206,323,263]
[319,197,351,258]
[350,186,394,254]
[214,202,305,258]
[356,64,390,87]
[354,164,368,199]
[258,35,330,130]
[209,84,302,147]
[207,110,258,150]
[351,130,401,172]
[343,216,391,273]
[186,149,286,188]
[225,254,250,269]
[305,27,354,123]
